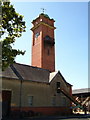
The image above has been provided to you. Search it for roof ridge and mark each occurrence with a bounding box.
[14,62,50,72]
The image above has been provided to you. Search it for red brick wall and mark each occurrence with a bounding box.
[11,106,72,116]
[31,15,55,72]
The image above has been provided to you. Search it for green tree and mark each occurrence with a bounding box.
[0,1,26,71]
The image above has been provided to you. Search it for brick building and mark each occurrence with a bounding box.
[2,63,72,116]
[1,13,74,116]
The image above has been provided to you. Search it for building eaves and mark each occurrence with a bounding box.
[58,71,72,86]
[49,70,72,86]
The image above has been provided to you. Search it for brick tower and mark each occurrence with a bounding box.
[31,13,56,72]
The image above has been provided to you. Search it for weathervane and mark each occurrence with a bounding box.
[41,8,46,14]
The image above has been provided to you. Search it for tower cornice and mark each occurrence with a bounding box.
[31,21,56,31]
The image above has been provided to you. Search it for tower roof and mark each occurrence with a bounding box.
[32,13,55,23]
[39,13,50,19]
[39,13,55,21]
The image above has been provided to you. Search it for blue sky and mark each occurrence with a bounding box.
[11,2,88,89]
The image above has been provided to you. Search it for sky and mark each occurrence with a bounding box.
[11,2,88,90]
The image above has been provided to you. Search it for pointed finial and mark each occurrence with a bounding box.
[41,8,46,14]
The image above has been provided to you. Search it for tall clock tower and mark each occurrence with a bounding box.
[31,13,56,72]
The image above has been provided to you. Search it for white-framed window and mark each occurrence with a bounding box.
[28,96,33,106]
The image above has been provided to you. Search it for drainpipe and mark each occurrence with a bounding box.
[10,64,23,117]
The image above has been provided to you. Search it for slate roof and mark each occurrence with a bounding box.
[1,66,18,80]
[1,63,49,83]
[1,63,71,86]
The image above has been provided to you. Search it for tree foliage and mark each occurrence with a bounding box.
[0,1,26,71]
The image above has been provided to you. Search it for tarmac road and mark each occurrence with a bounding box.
[31,117,90,120]
[14,117,90,120]
[2,114,90,120]
[62,118,90,120]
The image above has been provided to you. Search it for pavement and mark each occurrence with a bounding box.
[1,114,90,120]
